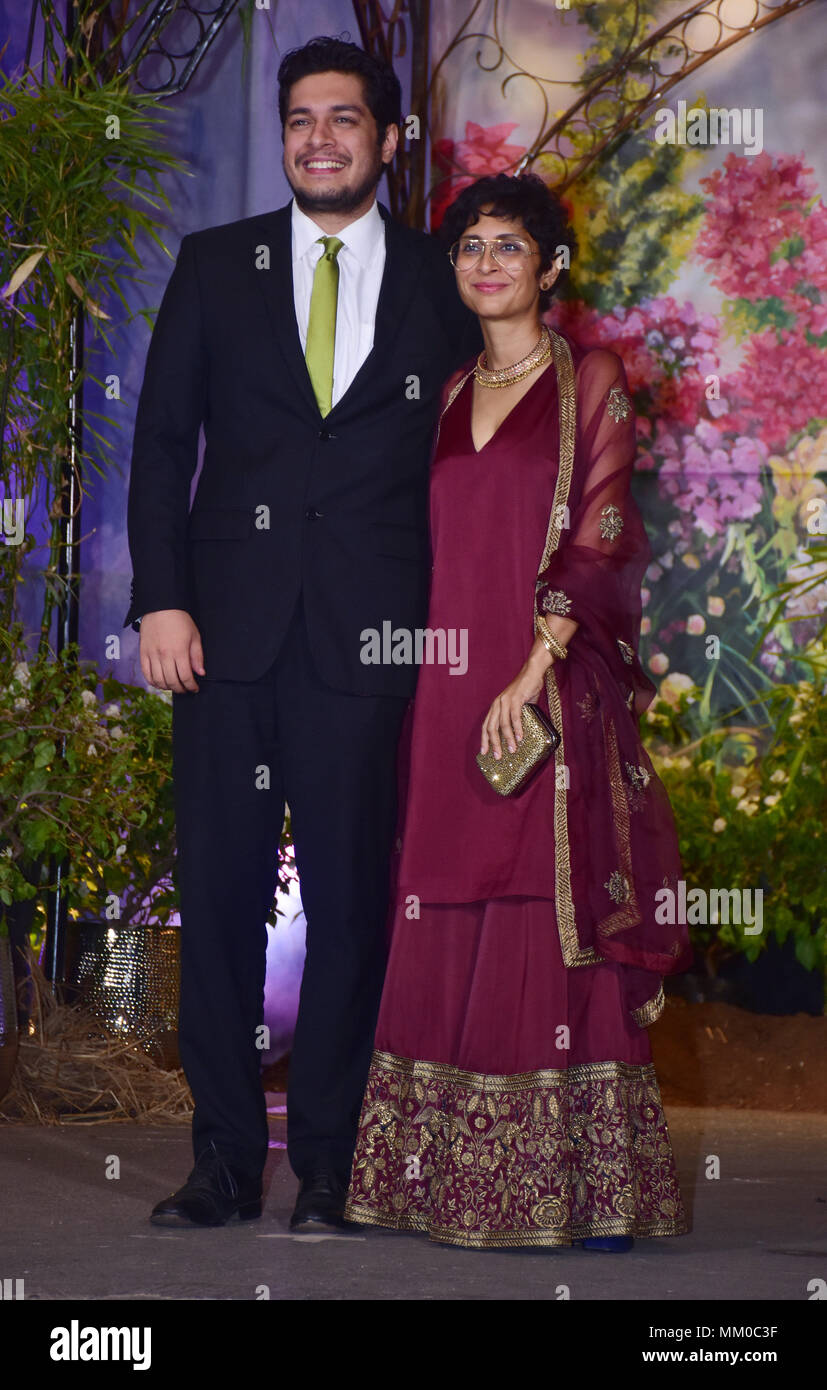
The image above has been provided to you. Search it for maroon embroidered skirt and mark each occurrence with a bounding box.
[344,895,689,1248]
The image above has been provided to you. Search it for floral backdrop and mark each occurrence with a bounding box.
[1,1,823,1010]
[427,0,827,982]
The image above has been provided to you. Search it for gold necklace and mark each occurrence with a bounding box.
[475,325,552,389]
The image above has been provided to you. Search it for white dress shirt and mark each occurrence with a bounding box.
[291,197,386,408]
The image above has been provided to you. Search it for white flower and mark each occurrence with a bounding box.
[659,671,695,707]
[86,743,98,756]
[712,818,727,833]
[13,696,29,710]
[12,661,30,687]
[769,769,787,784]
[763,793,781,807]
[736,798,758,816]
[115,844,127,858]
[110,725,124,741]
[80,690,97,707]
[103,702,121,718]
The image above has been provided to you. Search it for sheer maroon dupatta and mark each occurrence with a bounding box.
[535,333,692,1024]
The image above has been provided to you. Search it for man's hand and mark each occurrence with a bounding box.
[139,610,205,693]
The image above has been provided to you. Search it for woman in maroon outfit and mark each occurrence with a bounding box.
[344,174,692,1250]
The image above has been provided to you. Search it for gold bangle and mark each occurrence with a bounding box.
[537,616,568,660]
[537,627,556,661]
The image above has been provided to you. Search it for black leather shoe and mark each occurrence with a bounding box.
[150,1140,263,1227]
[289,1167,350,1233]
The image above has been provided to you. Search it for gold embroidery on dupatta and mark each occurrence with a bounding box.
[577,690,599,722]
[604,870,631,903]
[632,982,666,1027]
[606,385,632,422]
[625,762,651,814]
[597,716,641,938]
[599,503,623,541]
[538,332,602,967]
[541,588,572,616]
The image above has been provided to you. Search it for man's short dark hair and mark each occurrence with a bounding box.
[277,36,402,145]
[439,172,578,310]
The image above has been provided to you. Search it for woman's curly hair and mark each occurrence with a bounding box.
[439,172,577,311]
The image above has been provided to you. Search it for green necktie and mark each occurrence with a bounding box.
[304,235,344,417]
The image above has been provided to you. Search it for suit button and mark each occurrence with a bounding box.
[318,428,331,440]
[305,506,323,520]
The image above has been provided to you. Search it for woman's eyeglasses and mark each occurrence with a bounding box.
[448,237,538,270]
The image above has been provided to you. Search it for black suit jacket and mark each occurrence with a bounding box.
[123,200,481,695]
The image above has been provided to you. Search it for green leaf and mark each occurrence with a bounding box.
[32,738,57,768]
[21,817,53,854]
[794,935,819,973]
[20,769,48,798]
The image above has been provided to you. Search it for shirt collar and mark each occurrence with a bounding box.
[291,196,384,269]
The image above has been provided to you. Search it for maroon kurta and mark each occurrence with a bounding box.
[344,334,689,1247]
[395,354,561,902]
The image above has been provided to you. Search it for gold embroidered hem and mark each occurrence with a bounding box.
[632,982,666,1027]
[344,1049,689,1249]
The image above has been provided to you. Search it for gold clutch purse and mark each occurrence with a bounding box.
[475,702,560,797]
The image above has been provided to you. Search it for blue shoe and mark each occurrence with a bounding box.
[579,1235,634,1252]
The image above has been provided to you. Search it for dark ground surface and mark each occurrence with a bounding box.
[3,1103,825,1301]
[651,998,827,1111]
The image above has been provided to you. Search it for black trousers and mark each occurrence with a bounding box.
[171,594,408,1185]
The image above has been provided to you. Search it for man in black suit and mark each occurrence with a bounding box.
[124,36,480,1229]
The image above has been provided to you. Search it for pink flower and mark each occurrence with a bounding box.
[430,122,527,230]
[550,151,827,550]
[557,295,722,431]
[692,152,827,449]
[697,153,819,300]
[720,332,827,450]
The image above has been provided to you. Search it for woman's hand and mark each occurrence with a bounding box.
[481,640,553,759]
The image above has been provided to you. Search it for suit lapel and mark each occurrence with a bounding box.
[253,200,425,422]
[327,203,425,420]
[253,203,320,418]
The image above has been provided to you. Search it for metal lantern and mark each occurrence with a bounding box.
[60,920,181,1068]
